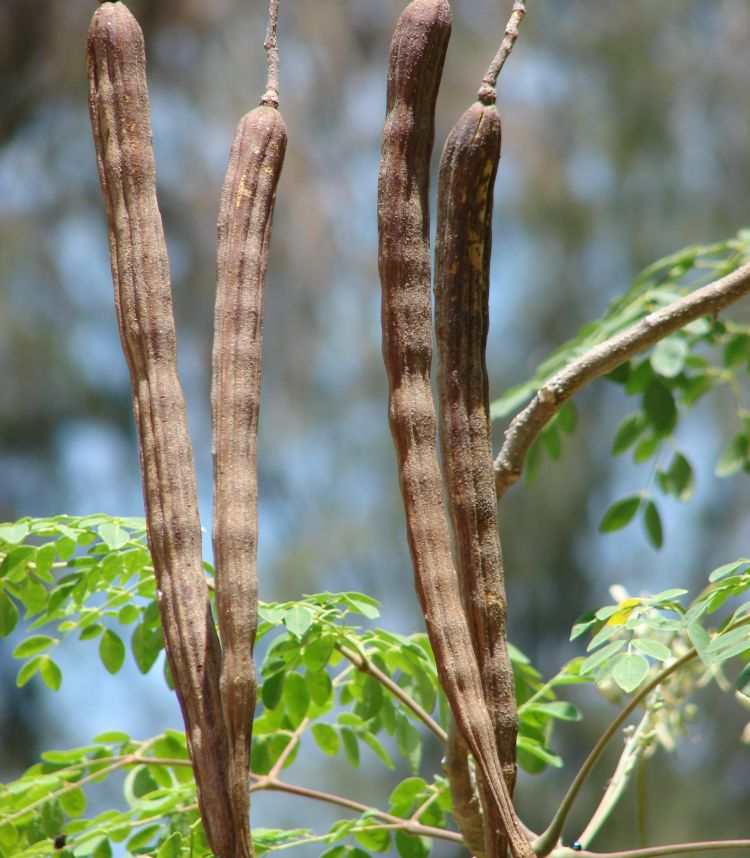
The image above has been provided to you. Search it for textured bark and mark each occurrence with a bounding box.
[212,104,287,858]
[444,721,487,858]
[87,4,238,855]
[435,97,517,858]
[377,2,531,855]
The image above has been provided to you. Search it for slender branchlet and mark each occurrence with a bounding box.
[262,0,280,106]
[495,260,750,498]
[87,4,234,853]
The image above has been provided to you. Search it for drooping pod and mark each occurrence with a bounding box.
[435,92,517,858]
[86,3,236,855]
[212,102,287,857]
[377,3,531,856]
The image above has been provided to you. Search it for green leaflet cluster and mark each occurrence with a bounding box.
[0,516,161,690]
[493,231,750,547]
[572,561,750,703]
[0,516,584,857]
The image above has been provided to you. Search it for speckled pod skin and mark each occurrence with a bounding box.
[377,3,531,856]
[435,97,519,858]
[87,4,240,855]
[212,103,287,858]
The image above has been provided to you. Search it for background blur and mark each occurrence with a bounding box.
[1,0,750,855]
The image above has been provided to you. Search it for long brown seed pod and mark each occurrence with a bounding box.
[87,3,235,854]
[435,92,515,858]
[377,3,532,856]
[212,79,287,858]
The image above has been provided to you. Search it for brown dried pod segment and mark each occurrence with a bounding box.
[87,4,236,855]
[377,3,531,856]
[212,104,287,857]
[435,99,518,858]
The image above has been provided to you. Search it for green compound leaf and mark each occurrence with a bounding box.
[599,495,641,533]
[612,653,649,693]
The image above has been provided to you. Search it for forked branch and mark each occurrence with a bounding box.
[495,260,750,498]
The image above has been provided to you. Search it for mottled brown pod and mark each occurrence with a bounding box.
[377,3,531,856]
[86,3,237,855]
[212,103,287,857]
[435,95,518,858]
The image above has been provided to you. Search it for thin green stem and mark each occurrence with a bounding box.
[337,643,448,743]
[533,650,696,855]
[551,840,750,858]
[577,709,655,848]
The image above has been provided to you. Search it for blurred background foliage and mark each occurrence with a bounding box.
[1,0,750,854]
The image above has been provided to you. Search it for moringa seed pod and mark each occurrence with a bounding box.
[87,4,237,854]
[377,3,531,856]
[435,93,518,858]
[212,102,287,858]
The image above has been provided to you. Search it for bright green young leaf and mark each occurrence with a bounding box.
[389,777,426,810]
[126,824,162,852]
[643,500,663,549]
[361,731,394,769]
[631,639,671,661]
[516,736,563,769]
[0,522,30,544]
[306,669,333,706]
[157,832,183,858]
[354,825,391,853]
[97,522,130,551]
[340,727,359,768]
[527,701,582,721]
[39,656,63,691]
[599,495,641,533]
[13,634,57,659]
[612,653,649,692]
[580,640,626,675]
[395,831,430,858]
[131,622,163,674]
[262,671,286,710]
[60,787,87,818]
[312,723,340,756]
[303,635,335,672]
[283,605,314,638]
[99,629,126,674]
[73,833,109,856]
[0,590,19,637]
[16,655,42,687]
[708,559,749,582]
[284,672,310,721]
[344,592,381,619]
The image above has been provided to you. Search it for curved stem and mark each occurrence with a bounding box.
[337,643,448,744]
[249,775,463,844]
[495,260,750,498]
[533,650,697,855]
